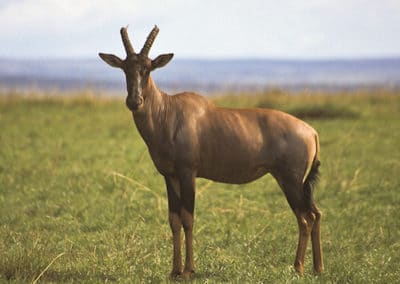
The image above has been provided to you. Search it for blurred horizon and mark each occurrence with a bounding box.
[1,56,400,94]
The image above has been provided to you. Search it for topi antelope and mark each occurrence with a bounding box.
[99,26,323,279]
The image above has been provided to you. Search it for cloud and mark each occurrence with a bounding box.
[0,0,129,36]
[0,0,186,57]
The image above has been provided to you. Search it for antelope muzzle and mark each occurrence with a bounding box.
[126,94,143,111]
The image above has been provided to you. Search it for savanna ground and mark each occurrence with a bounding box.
[0,89,399,283]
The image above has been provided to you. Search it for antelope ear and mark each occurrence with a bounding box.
[151,53,174,70]
[99,53,124,68]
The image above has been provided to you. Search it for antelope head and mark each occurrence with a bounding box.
[99,26,173,111]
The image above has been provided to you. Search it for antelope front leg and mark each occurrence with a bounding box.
[165,176,183,279]
[178,170,196,280]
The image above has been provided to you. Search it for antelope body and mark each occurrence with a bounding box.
[99,26,324,279]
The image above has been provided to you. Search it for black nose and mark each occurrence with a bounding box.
[126,95,143,111]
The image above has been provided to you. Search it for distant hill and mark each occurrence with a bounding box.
[1,57,400,93]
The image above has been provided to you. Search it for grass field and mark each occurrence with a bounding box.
[0,90,399,283]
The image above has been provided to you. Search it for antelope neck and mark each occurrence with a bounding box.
[132,76,170,143]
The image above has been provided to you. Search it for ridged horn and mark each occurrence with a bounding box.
[120,26,135,55]
[140,25,159,57]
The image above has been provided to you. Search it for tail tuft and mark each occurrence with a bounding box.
[303,159,320,209]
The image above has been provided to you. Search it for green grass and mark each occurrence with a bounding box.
[0,90,399,283]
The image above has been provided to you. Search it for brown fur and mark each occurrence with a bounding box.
[99,26,324,279]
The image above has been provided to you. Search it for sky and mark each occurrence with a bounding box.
[0,0,399,59]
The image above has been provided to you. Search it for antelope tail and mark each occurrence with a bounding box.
[303,134,321,210]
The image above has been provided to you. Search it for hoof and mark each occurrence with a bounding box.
[170,270,182,280]
[182,269,194,280]
[294,264,304,276]
[314,265,324,274]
